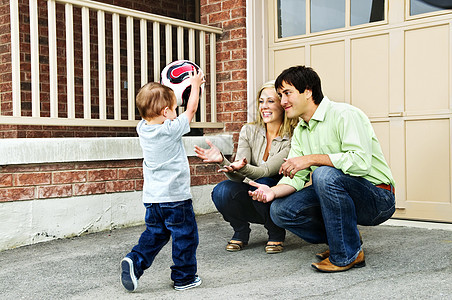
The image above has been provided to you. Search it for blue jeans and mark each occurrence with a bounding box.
[126,200,198,286]
[270,166,395,266]
[212,177,285,242]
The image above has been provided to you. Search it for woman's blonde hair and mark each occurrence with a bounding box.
[252,80,298,138]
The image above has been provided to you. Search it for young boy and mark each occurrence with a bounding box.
[121,69,205,292]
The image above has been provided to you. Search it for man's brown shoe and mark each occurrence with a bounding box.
[311,250,366,272]
[316,233,363,260]
[315,249,330,260]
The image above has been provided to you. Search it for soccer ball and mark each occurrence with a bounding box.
[160,60,204,107]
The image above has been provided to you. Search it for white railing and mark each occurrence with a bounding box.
[3,0,223,128]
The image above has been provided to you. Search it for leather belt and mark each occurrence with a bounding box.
[376,183,395,194]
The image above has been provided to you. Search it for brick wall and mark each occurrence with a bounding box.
[0,0,196,138]
[0,155,231,202]
[201,0,248,152]
[0,160,144,202]
[0,0,246,202]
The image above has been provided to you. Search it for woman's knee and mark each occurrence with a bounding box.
[211,180,242,209]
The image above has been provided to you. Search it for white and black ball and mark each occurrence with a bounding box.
[160,60,204,106]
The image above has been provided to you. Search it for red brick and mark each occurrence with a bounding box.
[231,90,247,101]
[107,160,141,168]
[73,182,105,196]
[222,0,245,10]
[224,80,247,91]
[118,168,143,180]
[15,172,52,186]
[195,164,218,174]
[135,179,144,190]
[0,187,35,202]
[0,174,13,187]
[231,70,247,82]
[231,8,246,19]
[40,163,76,171]
[87,169,117,182]
[106,180,135,193]
[208,174,227,184]
[191,175,208,186]
[38,185,72,199]
[225,122,245,132]
[209,11,230,23]
[230,28,246,39]
[53,171,87,184]
[202,3,221,14]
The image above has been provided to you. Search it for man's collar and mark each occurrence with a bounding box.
[311,96,330,122]
[299,96,329,127]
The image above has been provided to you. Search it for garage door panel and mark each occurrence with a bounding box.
[405,119,451,204]
[274,47,305,78]
[311,42,345,102]
[405,25,450,114]
[351,35,389,117]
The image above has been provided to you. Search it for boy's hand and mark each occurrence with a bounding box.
[188,68,205,89]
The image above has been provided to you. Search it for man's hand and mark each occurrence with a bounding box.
[279,156,310,179]
[279,154,334,178]
[194,139,223,163]
[218,157,247,173]
[248,181,276,203]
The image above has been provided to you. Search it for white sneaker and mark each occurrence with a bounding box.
[174,275,202,291]
[120,257,138,292]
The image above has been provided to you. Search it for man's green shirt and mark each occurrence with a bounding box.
[279,97,395,191]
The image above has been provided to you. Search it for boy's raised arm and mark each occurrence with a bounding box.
[183,69,205,122]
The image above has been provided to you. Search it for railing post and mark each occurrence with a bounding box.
[126,16,135,121]
[140,19,148,87]
[82,6,91,119]
[98,10,107,120]
[29,0,40,117]
[112,13,121,120]
[10,0,21,117]
[48,0,58,118]
[65,3,75,119]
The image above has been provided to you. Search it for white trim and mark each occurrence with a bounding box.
[0,136,233,165]
[0,185,218,251]
[384,219,452,231]
[246,0,268,122]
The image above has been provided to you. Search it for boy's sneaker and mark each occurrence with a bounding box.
[120,257,138,292]
[174,275,202,291]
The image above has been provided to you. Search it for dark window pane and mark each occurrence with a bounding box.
[351,0,385,26]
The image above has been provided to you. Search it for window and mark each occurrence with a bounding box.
[410,0,443,15]
[351,0,385,26]
[278,0,306,38]
[277,0,385,39]
[311,0,345,33]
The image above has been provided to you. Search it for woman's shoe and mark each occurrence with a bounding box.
[265,242,284,254]
[226,240,247,252]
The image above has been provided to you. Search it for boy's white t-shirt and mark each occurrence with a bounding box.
[137,113,192,203]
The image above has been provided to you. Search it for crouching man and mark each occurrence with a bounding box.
[249,66,395,272]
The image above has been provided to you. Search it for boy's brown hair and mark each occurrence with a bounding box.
[136,82,176,119]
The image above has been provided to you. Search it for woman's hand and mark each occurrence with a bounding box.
[194,139,223,163]
[218,157,247,173]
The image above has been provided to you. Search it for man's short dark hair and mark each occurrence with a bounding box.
[275,66,324,105]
